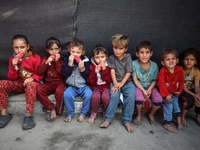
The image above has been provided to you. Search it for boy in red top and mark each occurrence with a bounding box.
[87,44,112,124]
[157,49,184,133]
[36,37,66,121]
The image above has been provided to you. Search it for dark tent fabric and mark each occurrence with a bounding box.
[0,0,77,79]
[76,0,200,68]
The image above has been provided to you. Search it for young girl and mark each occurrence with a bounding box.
[0,34,43,130]
[87,44,112,124]
[36,37,66,121]
[179,48,200,127]
[132,41,163,126]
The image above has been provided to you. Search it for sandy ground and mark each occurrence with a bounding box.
[0,110,200,150]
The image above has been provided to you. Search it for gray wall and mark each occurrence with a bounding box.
[0,0,200,79]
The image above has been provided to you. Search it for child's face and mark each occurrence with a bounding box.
[113,46,128,59]
[12,39,30,58]
[69,46,83,58]
[46,43,61,56]
[161,53,178,69]
[183,54,197,69]
[93,52,107,65]
[136,47,153,63]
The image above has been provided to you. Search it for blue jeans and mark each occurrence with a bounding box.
[105,82,135,124]
[63,85,92,117]
[163,94,181,124]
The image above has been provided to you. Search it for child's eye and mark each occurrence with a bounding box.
[20,46,25,49]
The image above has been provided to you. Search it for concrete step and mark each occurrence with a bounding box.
[7,93,123,115]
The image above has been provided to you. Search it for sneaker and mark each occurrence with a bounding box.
[22,116,36,130]
[0,114,13,128]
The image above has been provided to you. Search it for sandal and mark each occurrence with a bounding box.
[0,114,13,128]
[22,116,36,130]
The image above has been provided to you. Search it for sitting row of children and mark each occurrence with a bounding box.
[0,34,199,133]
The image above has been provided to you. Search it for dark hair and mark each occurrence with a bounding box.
[179,47,200,67]
[12,34,37,55]
[68,37,85,52]
[92,43,108,57]
[46,37,61,50]
[160,49,178,61]
[136,41,152,53]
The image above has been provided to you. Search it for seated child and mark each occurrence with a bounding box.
[62,38,92,123]
[100,34,136,133]
[87,44,112,124]
[36,37,66,121]
[179,48,200,127]
[0,34,43,130]
[157,49,184,133]
[132,41,162,126]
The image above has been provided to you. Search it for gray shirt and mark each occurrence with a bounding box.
[108,53,133,82]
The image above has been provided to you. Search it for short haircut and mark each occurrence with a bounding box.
[92,43,108,57]
[136,41,152,53]
[160,49,179,61]
[68,37,85,52]
[111,34,129,48]
[46,37,61,50]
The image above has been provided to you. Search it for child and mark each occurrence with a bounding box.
[132,41,162,126]
[36,37,66,121]
[62,38,92,123]
[179,48,200,127]
[0,34,43,130]
[87,44,112,124]
[157,49,184,133]
[100,34,136,133]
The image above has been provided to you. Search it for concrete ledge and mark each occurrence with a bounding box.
[7,93,122,115]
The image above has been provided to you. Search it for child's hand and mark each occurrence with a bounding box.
[12,57,20,66]
[55,53,61,62]
[95,66,101,73]
[146,88,152,99]
[193,94,200,107]
[111,86,120,93]
[117,82,124,89]
[68,55,74,65]
[78,61,85,71]
[45,55,54,64]
[23,77,34,87]
[142,90,149,99]
[174,92,181,96]
[101,62,106,70]
[166,95,173,104]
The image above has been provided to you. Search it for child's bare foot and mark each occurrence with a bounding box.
[78,115,85,122]
[148,114,157,125]
[47,109,57,121]
[163,124,178,133]
[182,118,189,127]
[178,123,184,130]
[133,115,141,125]
[100,121,110,128]
[87,117,95,124]
[196,118,200,126]
[64,116,72,123]
[124,123,134,133]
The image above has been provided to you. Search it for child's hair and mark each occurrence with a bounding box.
[111,34,129,48]
[179,47,200,68]
[160,48,179,61]
[136,41,152,52]
[12,34,37,56]
[92,43,108,57]
[68,37,85,52]
[46,37,61,50]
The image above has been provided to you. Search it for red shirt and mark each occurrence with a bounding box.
[157,65,184,97]
[36,55,64,83]
[7,52,43,83]
[87,63,112,90]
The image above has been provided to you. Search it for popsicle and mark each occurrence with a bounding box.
[97,62,103,68]
[74,56,81,63]
[144,98,150,112]
[52,54,56,61]
[15,52,23,59]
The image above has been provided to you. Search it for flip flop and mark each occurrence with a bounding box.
[0,114,13,128]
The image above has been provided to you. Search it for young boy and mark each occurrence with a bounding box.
[62,38,92,123]
[100,34,136,133]
[36,37,66,121]
[132,41,162,126]
[157,49,184,133]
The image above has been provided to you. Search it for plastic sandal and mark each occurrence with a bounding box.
[22,116,36,130]
[0,114,13,128]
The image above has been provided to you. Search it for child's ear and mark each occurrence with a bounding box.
[176,58,179,64]
[150,51,153,56]
[161,61,164,65]
[82,50,85,56]
[125,47,128,52]
[46,48,49,53]
[136,52,139,57]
